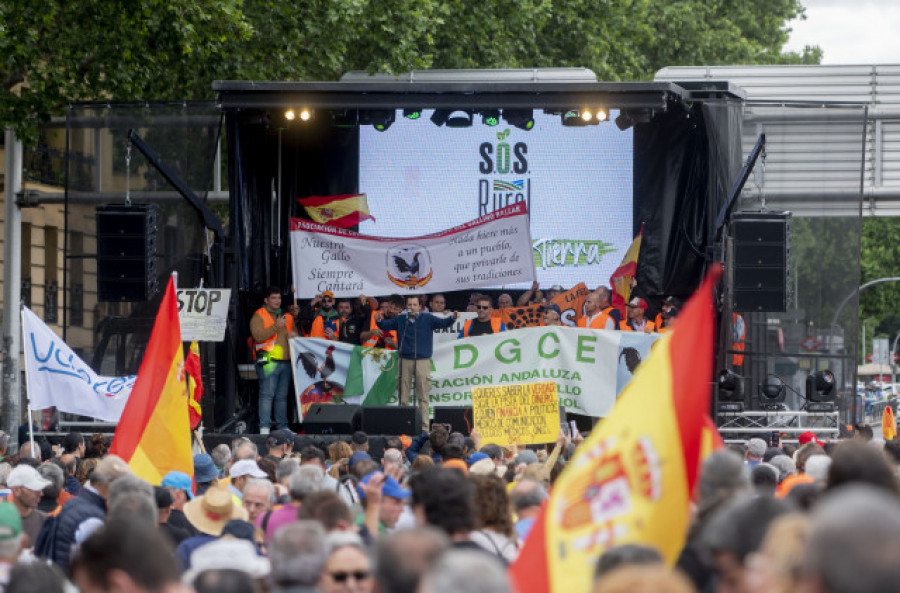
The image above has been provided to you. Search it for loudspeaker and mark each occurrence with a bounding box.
[732,212,791,313]
[96,204,159,302]
[362,406,422,435]
[433,406,473,435]
[302,404,362,434]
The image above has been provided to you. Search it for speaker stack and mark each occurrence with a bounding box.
[96,204,159,302]
[732,211,791,313]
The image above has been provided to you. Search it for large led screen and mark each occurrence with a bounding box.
[359,110,633,289]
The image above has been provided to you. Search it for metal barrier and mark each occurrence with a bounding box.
[717,410,840,440]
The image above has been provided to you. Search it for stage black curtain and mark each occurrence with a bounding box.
[633,99,743,305]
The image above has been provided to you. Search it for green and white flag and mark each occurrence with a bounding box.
[289,338,398,420]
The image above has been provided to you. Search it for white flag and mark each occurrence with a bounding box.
[22,307,134,422]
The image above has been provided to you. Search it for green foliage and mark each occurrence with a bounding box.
[860,217,900,356]
[1,0,818,143]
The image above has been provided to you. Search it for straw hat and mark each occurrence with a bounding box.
[183,485,248,535]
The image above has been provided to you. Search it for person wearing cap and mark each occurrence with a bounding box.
[176,485,250,569]
[228,459,268,502]
[308,290,342,340]
[798,431,824,447]
[654,296,681,329]
[250,285,299,435]
[459,295,505,338]
[0,501,23,586]
[578,288,620,330]
[542,303,563,327]
[7,465,50,549]
[161,470,199,538]
[193,453,220,496]
[620,297,656,333]
[265,430,293,462]
[357,471,411,539]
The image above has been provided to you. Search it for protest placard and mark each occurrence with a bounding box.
[472,381,560,447]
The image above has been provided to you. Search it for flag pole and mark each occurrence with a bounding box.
[20,305,36,458]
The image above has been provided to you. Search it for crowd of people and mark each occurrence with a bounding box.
[1,421,900,593]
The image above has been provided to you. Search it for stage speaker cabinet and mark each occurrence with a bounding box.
[362,406,422,435]
[303,404,362,434]
[732,211,791,313]
[433,406,473,435]
[96,204,159,302]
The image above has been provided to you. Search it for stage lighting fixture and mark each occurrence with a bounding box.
[359,109,395,132]
[561,109,598,127]
[595,108,609,122]
[431,109,473,128]
[403,109,422,120]
[284,109,296,121]
[299,108,312,122]
[718,369,743,401]
[616,108,653,130]
[805,369,835,403]
[614,111,633,131]
[581,109,593,122]
[503,109,535,131]
[758,378,786,409]
[480,109,501,126]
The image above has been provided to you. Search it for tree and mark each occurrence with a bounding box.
[2,0,818,144]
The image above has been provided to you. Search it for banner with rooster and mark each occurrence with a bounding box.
[290,202,536,298]
[289,337,399,420]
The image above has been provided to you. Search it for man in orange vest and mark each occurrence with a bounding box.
[654,296,681,328]
[732,312,746,367]
[250,286,298,434]
[307,290,341,340]
[578,288,620,330]
[459,295,506,337]
[362,296,399,349]
[619,297,656,333]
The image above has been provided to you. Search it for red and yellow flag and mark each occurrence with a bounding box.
[883,405,896,441]
[109,277,193,484]
[509,265,721,593]
[185,341,204,430]
[298,193,375,228]
[609,225,643,316]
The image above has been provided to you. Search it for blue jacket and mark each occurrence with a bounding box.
[376,312,455,359]
[52,487,106,572]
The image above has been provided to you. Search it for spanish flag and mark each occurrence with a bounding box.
[509,265,721,593]
[185,341,204,430]
[609,225,643,316]
[109,277,193,484]
[883,405,896,441]
[298,193,375,228]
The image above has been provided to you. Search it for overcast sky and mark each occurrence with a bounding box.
[784,0,900,64]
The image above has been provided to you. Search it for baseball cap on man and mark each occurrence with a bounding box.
[322,291,335,299]
[266,430,291,447]
[349,452,372,470]
[358,471,411,500]
[229,459,268,479]
[0,502,22,540]
[627,297,648,311]
[161,471,195,499]
[798,431,824,446]
[7,465,52,491]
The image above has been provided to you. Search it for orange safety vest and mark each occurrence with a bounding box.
[578,307,616,330]
[362,311,396,349]
[619,319,656,333]
[462,318,503,337]
[252,308,294,360]
[732,313,746,366]
[309,315,341,339]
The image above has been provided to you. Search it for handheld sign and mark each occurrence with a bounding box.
[176,288,231,342]
[472,381,559,447]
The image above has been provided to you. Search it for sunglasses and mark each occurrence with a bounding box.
[476,305,491,310]
[329,571,371,583]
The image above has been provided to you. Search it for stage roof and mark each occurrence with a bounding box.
[213,68,715,112]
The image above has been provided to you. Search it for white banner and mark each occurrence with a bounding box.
[291,203,536,298]
[433,312,477,343]
[22,307,134,421]
[176,288,231,342]
[428,326,660,417]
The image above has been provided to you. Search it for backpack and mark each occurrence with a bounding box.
[33,514,58,560]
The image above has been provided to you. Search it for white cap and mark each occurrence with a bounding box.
[7,465,52,491]
[228,459,267,479]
